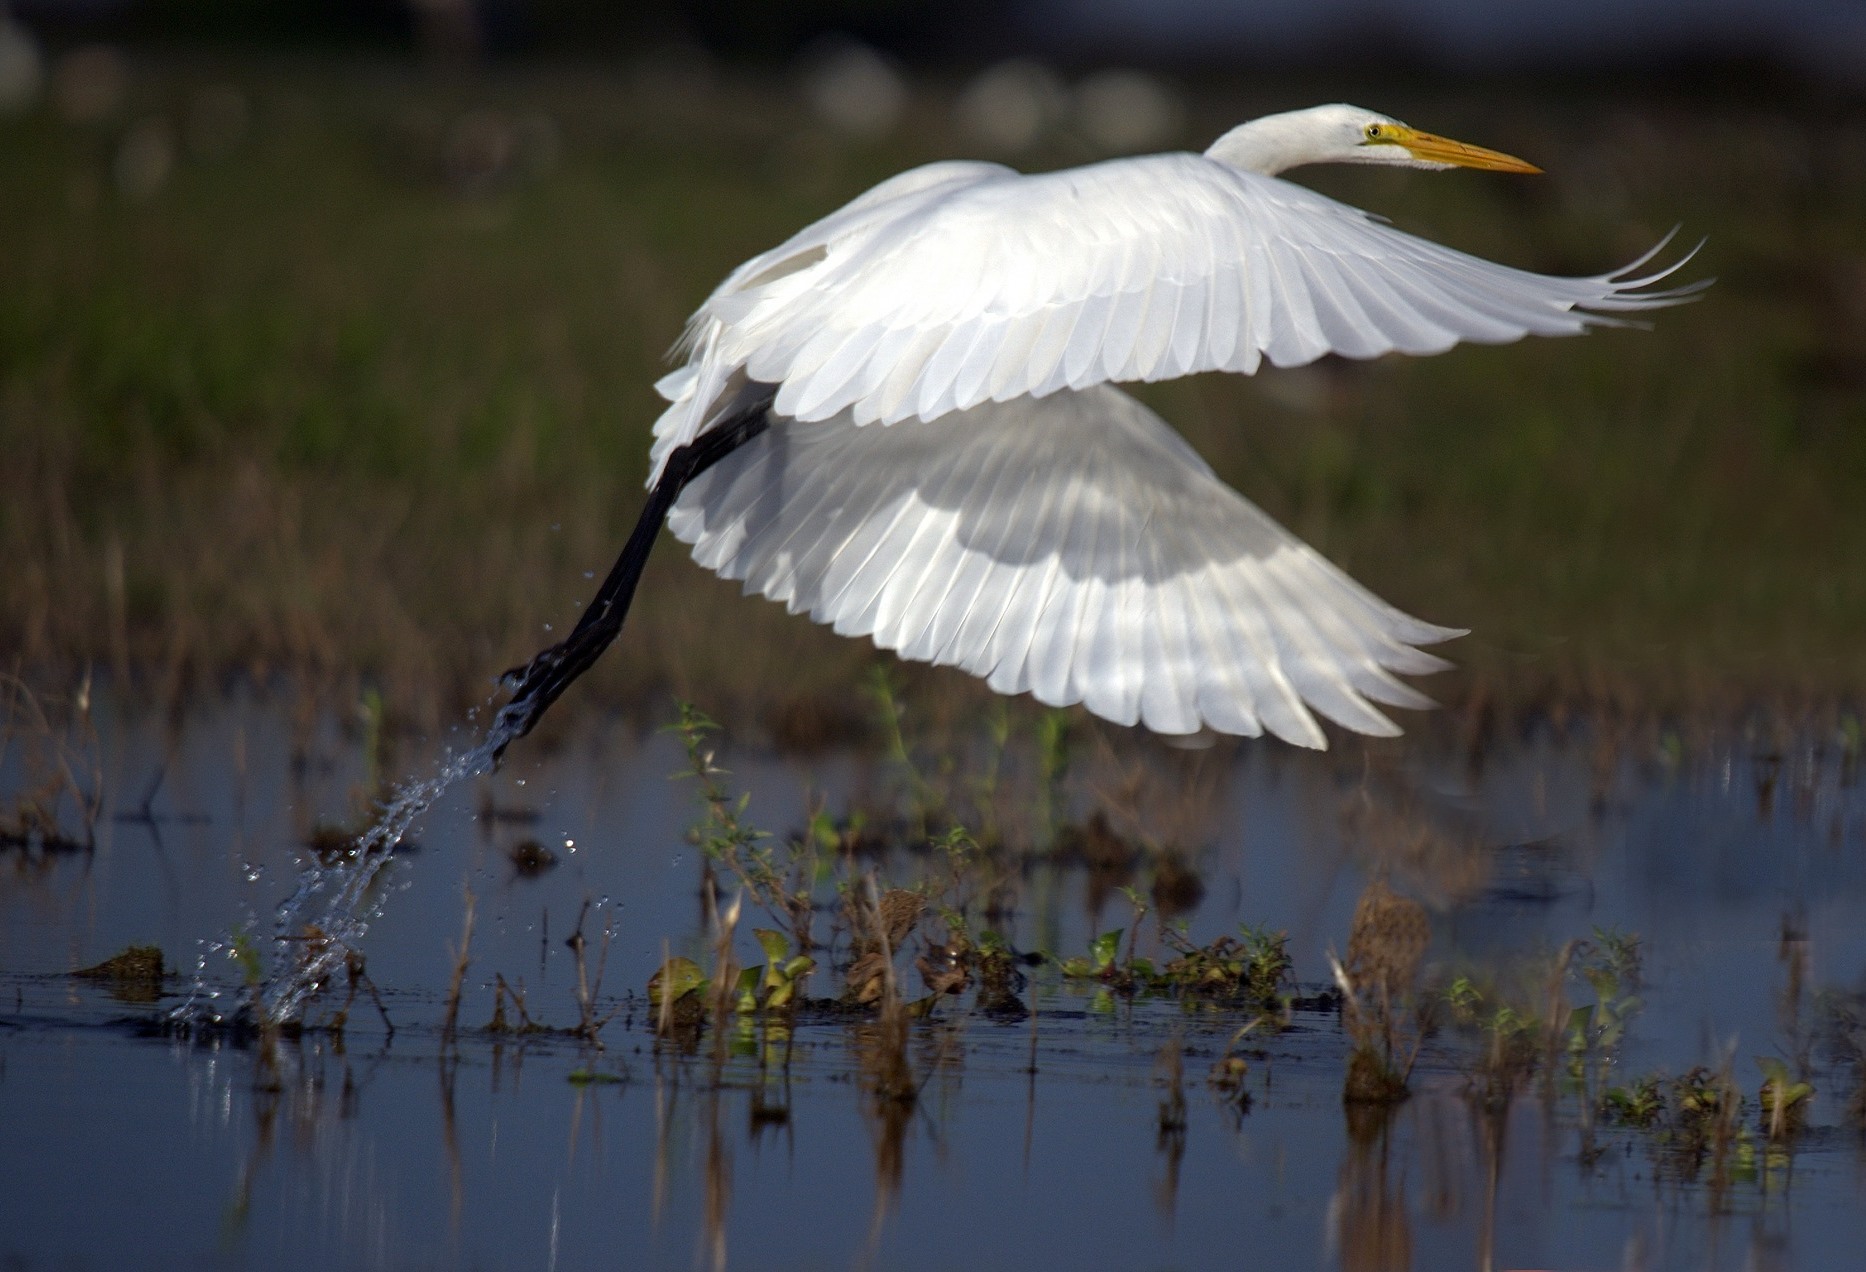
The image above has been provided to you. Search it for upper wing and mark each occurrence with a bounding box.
[694,152,1699,439]
[648,160,1013,482]
[666,384,1461,747]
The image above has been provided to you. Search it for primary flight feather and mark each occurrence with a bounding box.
[496,103,1701,755]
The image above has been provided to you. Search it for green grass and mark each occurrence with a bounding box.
[2,58,1863,734]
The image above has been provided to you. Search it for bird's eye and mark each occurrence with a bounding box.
[1364,124,1383,140]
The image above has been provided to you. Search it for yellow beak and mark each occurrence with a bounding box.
[1390,126,1542,173]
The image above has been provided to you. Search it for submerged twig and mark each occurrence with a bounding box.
[567,896,622,1044]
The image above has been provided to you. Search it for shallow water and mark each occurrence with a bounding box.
[4,694,1866,1271]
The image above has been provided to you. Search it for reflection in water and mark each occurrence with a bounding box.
[439,1054,464,1240]
[12,706,1866,1271]
[651,1068,674,1240]
[1471,1098,1509,1272]
[214,1035,402,1264]
[112,976,1856,1272]
[1331,1103,1411,1272]
[855,1011,916,1259]
[1153,1039,1188,1225]
[748,1025,795,1146]
[703,1084,731,1272]
[863,1077,914,1261]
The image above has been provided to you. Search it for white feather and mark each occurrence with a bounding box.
[646,143,1699,485]
[638,105,1705,745]
[670,386,1462,746]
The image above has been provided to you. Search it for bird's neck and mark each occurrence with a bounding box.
[1205,111,1332,176]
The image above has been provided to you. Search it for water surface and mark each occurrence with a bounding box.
[4,694,1865,1270]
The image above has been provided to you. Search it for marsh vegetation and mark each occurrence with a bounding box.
[4,49,1866,1272]
[2,57,1864,736]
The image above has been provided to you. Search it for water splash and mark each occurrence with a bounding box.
[253,705,527,1026]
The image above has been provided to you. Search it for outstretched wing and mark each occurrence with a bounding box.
[649,152,1700,481]
[667,384,1461,747]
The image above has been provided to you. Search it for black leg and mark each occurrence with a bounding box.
[490,406,772,761]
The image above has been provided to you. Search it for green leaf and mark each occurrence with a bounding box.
[1091,929,1123,969]
[647,956,706,1007]
[734,966,762,1013]
[228,927,265,987]
[754,928,790,965]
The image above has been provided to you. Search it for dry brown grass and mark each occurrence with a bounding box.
[3,58,1863,740]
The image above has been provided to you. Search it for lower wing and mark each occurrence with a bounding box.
[667,384,1461,747]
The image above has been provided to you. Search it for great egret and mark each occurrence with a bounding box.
[495,103,1699,753]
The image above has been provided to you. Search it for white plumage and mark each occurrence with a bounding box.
[648,103,1701,746]
[670,384,1457,746]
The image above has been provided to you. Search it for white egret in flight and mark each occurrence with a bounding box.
[495,103,1699,755]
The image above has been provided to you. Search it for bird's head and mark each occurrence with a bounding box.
[1206,104,1542,177]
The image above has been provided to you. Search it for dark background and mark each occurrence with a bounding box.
[10,0,1866,76]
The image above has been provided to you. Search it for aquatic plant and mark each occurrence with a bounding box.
[1594,1057,1804,1199]
[971,929,1029,1017]
[867,666,941,837]
[566,897,623,1043]
[1163,923,1293,1008]
[1563,928,1646,1136]
[1444,975,1541,1107]
[865,666,1078,853]
[669,702,818,948]
[1059,928,1129,985]
[647,956,707,1012]
[1206,1014,1266,1110]
[486,974,548,1035]
[1663,1064,1751,1193]
[1428,926,1649,1120]
[1033,708,1072,848]
[849,875,918,1105]
[227,925,265,990]
[440,888,474,1044]
[754,928,816,1012]
[1602,1075,1664,1128]
[843,885,927,1006]
[1055,918,1294,1018]
[648,954,708,1042]
[71,945,166,1005]
[1334,881,1429,1103]
[1756,1057,1813,1142]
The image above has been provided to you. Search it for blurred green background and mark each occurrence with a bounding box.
[1,2,1862,737]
